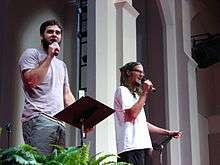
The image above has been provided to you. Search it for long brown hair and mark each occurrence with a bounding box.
[120,62,143,96]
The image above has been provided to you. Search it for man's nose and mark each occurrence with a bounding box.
[52,32,58,36]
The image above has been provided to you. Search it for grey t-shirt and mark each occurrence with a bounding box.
[19,48,69,122]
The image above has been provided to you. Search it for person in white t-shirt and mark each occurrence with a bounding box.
[114,62,182,165]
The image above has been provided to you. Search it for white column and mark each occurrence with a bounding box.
[182,0,202,164]
[91,0,117,154]
[165,24,182,165]
[156,0,182,164]
[114,0,139,66]
[87,0,139,155]
[182,0,204,164]
[114,0,139,87]
[187,56,202,165]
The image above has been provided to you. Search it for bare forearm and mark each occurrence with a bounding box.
[127,93,148,119]
[147,122,183,138]
[64,87,75,107]
[147,122,169,135]
[64,94,75,107]
[126,80,153,120]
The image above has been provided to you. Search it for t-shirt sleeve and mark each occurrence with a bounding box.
[18,48,39,72]
[114,88,122,111]
[114,86,135,124]
[114,86,134,111]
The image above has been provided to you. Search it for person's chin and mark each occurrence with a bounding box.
[135,80,141,86]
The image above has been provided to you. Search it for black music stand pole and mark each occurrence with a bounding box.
[153,136,173,165]
[5,123,12,148]
[79,118,86,147]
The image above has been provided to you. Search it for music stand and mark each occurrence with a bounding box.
[54,96,115,146]
[153,136,173,165]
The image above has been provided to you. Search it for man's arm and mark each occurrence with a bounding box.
[64,86,75,107]
[147,122,182,138]
[22,55,53,88]
[22,43,59,88]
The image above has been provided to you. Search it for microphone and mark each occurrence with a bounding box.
[141,78,156,92]
[54,48,59,56]
[50,40,60,56]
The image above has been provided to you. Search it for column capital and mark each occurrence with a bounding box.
[114,0,139,18]
[114,0,132,5]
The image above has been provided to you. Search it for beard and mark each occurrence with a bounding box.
[41,38,61,52]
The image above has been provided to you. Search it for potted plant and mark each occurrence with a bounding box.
[0,144,130,165]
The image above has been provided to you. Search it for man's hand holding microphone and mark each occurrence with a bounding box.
[48,41,60,57]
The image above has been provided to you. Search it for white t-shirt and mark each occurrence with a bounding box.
[114,86,152,154]
[19,47,69,122]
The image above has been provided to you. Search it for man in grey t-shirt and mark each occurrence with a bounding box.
[18,20,75,154]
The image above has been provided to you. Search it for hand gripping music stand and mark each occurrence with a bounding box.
[153,136,173,165]
[54,96,115,147]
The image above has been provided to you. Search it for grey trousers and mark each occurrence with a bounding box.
[22,114,65,155]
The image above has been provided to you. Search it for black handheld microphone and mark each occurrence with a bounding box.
[141,77,156,92]
[50,40,60,56]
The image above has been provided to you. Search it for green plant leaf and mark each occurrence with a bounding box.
[0,144,131,165]
[115,162,132,165]
[79,144,89,165]
[89,153,117,165]
[45,160,64,165]
[19,144,46,163]
[0,147,39,165]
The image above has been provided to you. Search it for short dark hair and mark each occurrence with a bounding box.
[40,19,62,36]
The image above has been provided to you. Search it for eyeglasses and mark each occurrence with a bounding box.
[130,69,144,75]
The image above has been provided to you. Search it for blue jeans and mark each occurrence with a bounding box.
[22,113,65,155]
